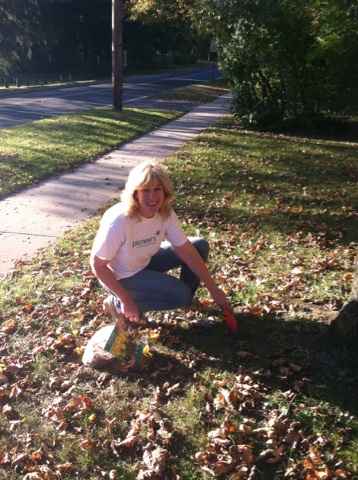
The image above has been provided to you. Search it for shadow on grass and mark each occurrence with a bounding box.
[258,116,358,144]
[168,312,358,416]
[89,314,358,415]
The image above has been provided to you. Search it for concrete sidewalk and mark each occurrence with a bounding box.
[0,94,231,277]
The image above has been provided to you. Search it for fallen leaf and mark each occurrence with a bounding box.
[117,435,139,448]
[142,446,168,473]
[291,267,304,276]
[237,351,254,359]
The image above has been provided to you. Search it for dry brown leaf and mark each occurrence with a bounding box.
[65,395,92,412]
[142,446,168,473]
[2,404,13,417]
[308,444,324,463]
[9,384,22,399]
[78,436,93,450]
[1,319,18,333]
[237,444,254,465]
[11,452,28,466]
[220,387,240,407]
[195,451,205,461]
[56,463,74,475]
[30,450,43,461]
[23,474,43,480]
[126,422,140,437]
[237,351,254,359]
[0,386,8,398]
[255,446,284,463]
[157,425,174,441]
[117,435,139,448]
[211,453,236,475]
[253,427,276,439]
[213,392,226,410]
[165,382,182,396]
[291,267,304,276]
[239,424,253,435]
[335,469,351,479]
[285,428,301,447]
[305,465,332,480]
[301,448,332,480]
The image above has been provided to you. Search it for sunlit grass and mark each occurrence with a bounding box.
[0,107,183,199]
[151,79,229,103]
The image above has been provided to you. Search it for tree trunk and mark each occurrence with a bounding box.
[305,264,358,371]
[324,264,358,349]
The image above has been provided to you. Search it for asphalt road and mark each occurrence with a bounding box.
[0,64,221,130]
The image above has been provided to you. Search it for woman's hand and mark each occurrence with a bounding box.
[120,297,142,324]
[90,255,143,325]
[209,284,230,311]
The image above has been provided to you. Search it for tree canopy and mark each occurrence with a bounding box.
[193,0,358,124]
[126,0,193,24]
[0,0,40,78]
[0,0,206,80]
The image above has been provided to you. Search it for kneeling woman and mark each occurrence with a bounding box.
[90,161,230,325]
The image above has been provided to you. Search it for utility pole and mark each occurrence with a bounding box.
[112,0,123,110]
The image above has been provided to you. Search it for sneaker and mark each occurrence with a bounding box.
[103,295,123,323]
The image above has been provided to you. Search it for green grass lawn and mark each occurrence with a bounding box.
[0,107,184,199]
[0,83,357,479]
[151,79,229,104]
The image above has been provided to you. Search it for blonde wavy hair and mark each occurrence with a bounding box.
[121,161,174,219]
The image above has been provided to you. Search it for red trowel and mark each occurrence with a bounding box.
[222,307,239,333]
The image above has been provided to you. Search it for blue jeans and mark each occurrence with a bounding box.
[111,237,209,314]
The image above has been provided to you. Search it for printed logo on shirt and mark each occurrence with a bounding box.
[132,236,157,249]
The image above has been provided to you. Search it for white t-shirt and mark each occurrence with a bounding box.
[92,203,188,280]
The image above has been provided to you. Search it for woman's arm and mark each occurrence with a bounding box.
[90,255,140,322]
[173,240,230,309]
